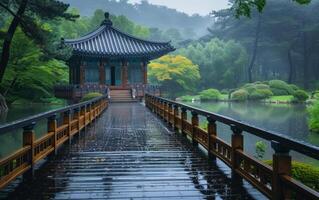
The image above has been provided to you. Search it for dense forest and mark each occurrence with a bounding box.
[61,0,212,39]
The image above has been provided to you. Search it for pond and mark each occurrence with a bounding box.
[0,103,66,159]
[184,101,319,165]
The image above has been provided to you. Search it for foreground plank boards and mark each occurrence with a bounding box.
[0,103,265,200]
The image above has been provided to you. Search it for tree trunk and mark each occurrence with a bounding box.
[0,93,8,113]
[248,14,261,83]
[287,48,294,84]
[0,0,28,83]
[303,32,309,89]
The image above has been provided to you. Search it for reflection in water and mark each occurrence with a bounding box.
[187,101,319,165]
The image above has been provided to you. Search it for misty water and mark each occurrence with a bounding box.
[185,101,319,166]
[0,104,66,159]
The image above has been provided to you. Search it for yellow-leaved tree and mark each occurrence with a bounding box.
[148,55,200,98]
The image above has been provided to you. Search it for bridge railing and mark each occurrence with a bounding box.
[0,95,108,189]
[145,94,319,200]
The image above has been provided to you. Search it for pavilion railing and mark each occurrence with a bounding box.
[0,95,108,189]
[145,93,319,200]
[54,84,108,99]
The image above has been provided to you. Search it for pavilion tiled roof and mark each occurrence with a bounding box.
[63,13,175,60]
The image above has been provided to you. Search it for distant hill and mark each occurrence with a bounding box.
[61,0,213,38]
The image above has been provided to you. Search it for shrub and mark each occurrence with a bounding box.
[293,90,309,102]
[249,89,273,100]
[269,80,294,95]
[265,161,319,191]
[231,89,249,101]
[308,101,319,133]
[255,141,267,159]
[289,84,300,91]
[255,84,270,90]
[199,89,221,101]
[81,92,103,102]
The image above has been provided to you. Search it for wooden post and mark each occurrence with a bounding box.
[168,103,173,126]
[80,106,86,129]
[173,105,179,131]
[191,111,199,146]
[63,110,71,144]
[74,108,80,134]
[122,61,128,87]
[22,122,36,180]
[271,141,291,200]
[141,61,147,85]
[181,108,187,136]
[231,124,243,168]
[207,117,216,159]
[47,114,57,155]
[99,60,105,85]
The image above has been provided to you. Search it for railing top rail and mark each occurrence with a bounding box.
[146,94,319,160]
[0,95,108,134]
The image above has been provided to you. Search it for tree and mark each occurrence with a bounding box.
[178,38,248,89]
[148,55,200,98]
[0,0,77,111]
[231,0,311,17]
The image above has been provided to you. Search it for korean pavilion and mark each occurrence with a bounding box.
[55,12,174,101]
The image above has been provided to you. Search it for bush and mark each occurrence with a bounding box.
[255,84,270,90]
[269,80,294,95]
[289,84,300,91]
[81,92,103,102]
[249,89,273,100]
[293,90,309,102]
[231,89,249,101]
[199,89,221,101]
[265,161,319,191]
[308,101,319,133]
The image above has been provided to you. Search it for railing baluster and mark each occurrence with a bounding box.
[191,111,199,146]
[47,114,57,155]
[22,122,36,178]
[271,141,292,200]
[207,117,216,159]
[63,110,71,144]
[173,105,179,131]
[168,103,172,127]
[181,108,187,136]
[74,108,80,132]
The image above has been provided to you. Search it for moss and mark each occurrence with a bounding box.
[264,161,319,191]
[199,89,221,101]
[80,92,103,102]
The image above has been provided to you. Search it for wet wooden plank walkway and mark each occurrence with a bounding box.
[0,103,266,199]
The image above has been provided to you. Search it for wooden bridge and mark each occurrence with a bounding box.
[0,94,318,199]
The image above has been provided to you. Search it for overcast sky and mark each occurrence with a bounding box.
[128,0,230,16]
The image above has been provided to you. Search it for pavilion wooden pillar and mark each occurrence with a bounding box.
[122,61,128,87]
[141,61,147,84]
[79,61,86,85]
[99,60,105,85]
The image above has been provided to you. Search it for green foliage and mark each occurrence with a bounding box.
[199,89,221,101]
[231,89,249,101]
[81,92,103,102]
[255,141,267,159]
[148,55,200,98]
[177,38,248,89]
[232,0,311,17]
[269,80,295,96]
[249,89,273,100]
[293,90,309,102]
[0,29,68,103]
[308,101,319,133]
[265,160,319,191]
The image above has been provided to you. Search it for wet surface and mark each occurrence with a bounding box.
[0,103,266,199]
